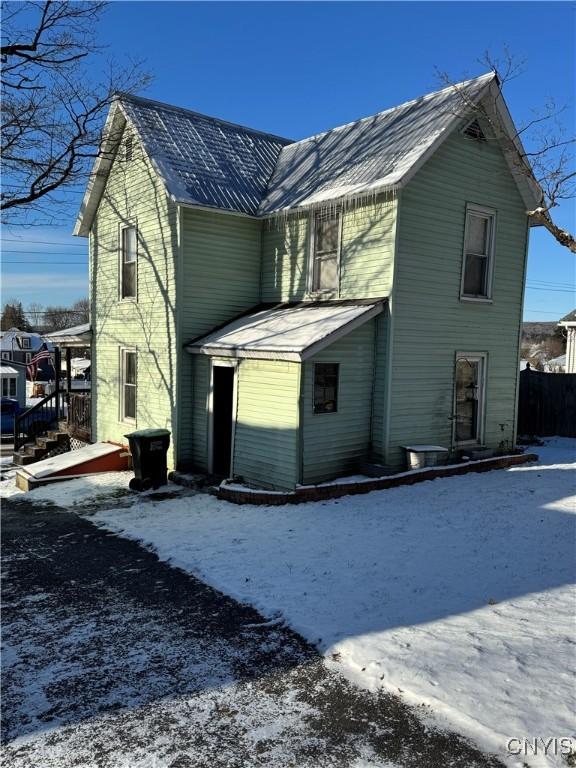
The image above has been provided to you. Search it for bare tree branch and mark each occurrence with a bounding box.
[0,1,150,224]
[436,50,575,253]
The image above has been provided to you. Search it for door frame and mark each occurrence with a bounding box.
[452,351,488,447]
[207,359,238,475]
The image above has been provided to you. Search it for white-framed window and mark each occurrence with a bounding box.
[2,377,17,398]
[453,352,487,445]
[21,337,31,349]
[120,224,137,300]
[25,352,32,364]
[461,204,496,300]
[1,352,11,361]
[120,348,137,422]
[310,208,341,293]
[313,363,339,414]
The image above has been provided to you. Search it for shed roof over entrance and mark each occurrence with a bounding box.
[42,324,92,348]
[186,301,385,362]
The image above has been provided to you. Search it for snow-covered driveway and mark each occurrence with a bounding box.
[90,439,576,767]
[2,494,501,768]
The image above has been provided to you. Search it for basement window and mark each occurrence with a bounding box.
[120,225,137,299]
[314,363,339,414]
[461,205,496,300]
[311,209,341,293]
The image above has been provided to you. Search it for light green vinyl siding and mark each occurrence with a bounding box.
[387,123,528,467]
[233,359,300,490]
[302,321,376,484]
[261,198,397,302]
[190,355,210,470]
[371,311,389,459]
[90,132,179,466]
[178,208,261,467]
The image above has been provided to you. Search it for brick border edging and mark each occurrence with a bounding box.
[218,453,539,505]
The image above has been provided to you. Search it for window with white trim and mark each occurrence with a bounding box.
[461,205,495,299]
[311,209,341,293]
[1,352,11,361]
[2,377,17,398]
[25,352,32,364]
[21,337,31,349]
[120,349,137,422]
[454,353,486,444]
[121,225,137,299]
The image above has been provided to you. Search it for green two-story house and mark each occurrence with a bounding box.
[75,72,541,490]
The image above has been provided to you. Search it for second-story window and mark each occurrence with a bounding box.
[461,205,496,300]
[311,208,341,293]
[121,225,137,299]
[21,337,31,349]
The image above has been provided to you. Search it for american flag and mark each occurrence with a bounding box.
[27,345,52,380]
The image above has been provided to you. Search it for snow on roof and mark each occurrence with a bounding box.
[43,324,91,338]
[258,74,495,214]
[43,324,91,347]
[187,301,384,361]
[76,72,542,235]
[0,329,46,352]
[559,309,576,324]
[0,365,19,376]
[120,95,291,216]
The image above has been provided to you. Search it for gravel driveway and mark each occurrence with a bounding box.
[1,495,503,767]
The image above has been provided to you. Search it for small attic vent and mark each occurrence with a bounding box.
[463,119,486,141]
[125,135,134,161]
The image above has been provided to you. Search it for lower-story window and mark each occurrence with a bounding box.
[314,363,339,413]
[121,348,137,422]
[2,377,17,398]
[454,352,486,444]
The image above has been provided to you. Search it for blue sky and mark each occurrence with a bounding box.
[2,1,574,320]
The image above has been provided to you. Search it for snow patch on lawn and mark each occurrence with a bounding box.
[0,471,133,505]
[90,439,576,767]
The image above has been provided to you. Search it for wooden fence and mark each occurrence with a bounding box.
[517,368,576,437]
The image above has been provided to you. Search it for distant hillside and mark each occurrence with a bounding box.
[521,321,565,368]
[522,321,557,339]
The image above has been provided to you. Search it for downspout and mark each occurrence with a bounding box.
[382,191,402,465]
[174,204,184,468]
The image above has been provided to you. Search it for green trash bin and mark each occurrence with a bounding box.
[125,428,171,491]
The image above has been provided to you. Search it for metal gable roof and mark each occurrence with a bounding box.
[121,96,291,215]
[75,73,542,235]
[186,300,385,361]
[258,73,496,214]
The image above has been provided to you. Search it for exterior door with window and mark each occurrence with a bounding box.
[454,354,485,444]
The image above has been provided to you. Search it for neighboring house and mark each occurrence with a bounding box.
[0,329,54,381]
[0,364,26,408]
[543,355,566,373]
[559,310,576,373]
[75,72,542,490]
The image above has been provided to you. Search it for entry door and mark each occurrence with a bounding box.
[454,354,486,444]
[212,366,235,476]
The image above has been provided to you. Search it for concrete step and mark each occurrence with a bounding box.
[12,451,38,466]
[35,437,59,451]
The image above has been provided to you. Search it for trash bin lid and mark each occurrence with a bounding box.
[124,428,171,439]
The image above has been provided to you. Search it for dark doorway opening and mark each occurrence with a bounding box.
[212,366,235,476]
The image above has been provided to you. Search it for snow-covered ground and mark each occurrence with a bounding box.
[2,440,574,766]
[88,440,575,768]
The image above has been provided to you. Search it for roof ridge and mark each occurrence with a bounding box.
[115,91,293,145]
[286,72,496,149]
